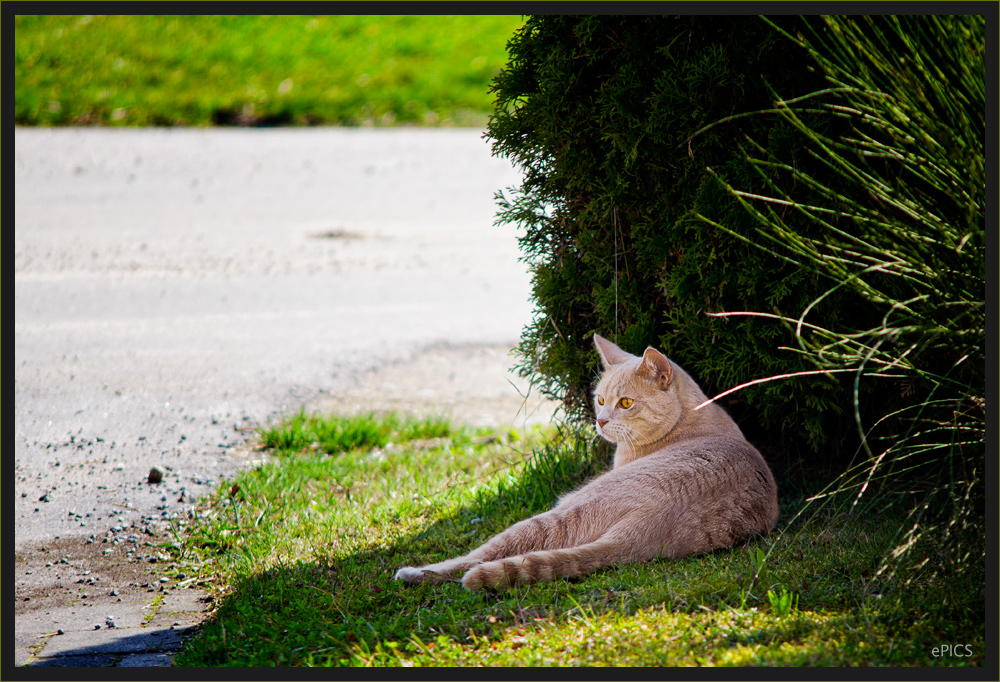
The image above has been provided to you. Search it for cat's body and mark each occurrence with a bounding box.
[395,334,778,590]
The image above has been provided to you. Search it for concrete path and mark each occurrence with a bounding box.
[13,128,557,667]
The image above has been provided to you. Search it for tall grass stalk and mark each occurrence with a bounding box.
[693,15,985,582]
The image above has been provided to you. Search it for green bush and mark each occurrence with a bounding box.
[486,15,885,469]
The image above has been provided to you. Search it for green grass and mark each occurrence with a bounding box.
[14,15,524,127]
[168,412,984,667]
[259,409,452,453]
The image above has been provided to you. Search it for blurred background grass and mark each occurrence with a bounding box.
[14,14,525,127]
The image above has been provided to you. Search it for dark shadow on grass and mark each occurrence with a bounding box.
[211,107,296,127]
[175,436,619,665]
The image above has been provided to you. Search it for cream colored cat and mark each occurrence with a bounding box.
[395,333,778,590]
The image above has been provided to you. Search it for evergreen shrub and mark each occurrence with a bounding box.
[486,15,884,468]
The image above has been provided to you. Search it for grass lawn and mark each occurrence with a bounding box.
[14,15,524,127]
[165,412,984,667]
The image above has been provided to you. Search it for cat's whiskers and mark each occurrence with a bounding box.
[617,422,642,455]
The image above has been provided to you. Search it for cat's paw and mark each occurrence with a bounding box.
[462,561,514,590]
[394,566,427,584]
[461,566,487,590]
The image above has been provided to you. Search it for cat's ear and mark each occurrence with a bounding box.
[593,334,633,368]
[638,347,673,390]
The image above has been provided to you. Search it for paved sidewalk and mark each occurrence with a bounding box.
[13,455,264,668]
[13,128,553,668]
[14,531,204,667]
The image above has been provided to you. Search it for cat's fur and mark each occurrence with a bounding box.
[394,334,778,590]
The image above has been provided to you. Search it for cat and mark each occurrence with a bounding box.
[395,333,778,590]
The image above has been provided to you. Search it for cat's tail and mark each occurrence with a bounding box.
[460,536,640,590]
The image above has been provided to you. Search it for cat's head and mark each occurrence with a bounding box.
[592,334,683,450]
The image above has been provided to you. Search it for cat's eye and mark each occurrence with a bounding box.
[597,396,605,405]
[619,397,633,409]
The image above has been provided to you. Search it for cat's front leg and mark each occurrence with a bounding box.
[394,554,482,585]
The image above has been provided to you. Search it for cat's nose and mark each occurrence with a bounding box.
[596,419,608,429]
